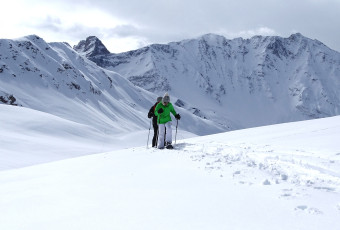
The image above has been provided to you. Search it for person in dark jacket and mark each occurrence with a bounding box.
[148,96,163,147]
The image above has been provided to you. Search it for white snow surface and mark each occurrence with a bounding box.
[0,105,196,170]
[1,104,340,230]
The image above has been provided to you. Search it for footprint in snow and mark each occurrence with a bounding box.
[280,193,292,198]
[280,190,299,199]
[313,186,336,192]
[308,208,323,215]
[233,170,241,176]
[280,174,288,181]
[296,205,308,211]
[238,181,253,185]
[295,205,323,215]
[262,179,271,185]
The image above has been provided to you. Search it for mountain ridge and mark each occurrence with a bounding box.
[0,35,226,136]
[75,33,340,128]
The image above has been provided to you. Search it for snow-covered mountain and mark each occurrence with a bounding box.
[0,35,225,136]
[75,33,340,128]
[2,33,340,141]
[2,34,340,229]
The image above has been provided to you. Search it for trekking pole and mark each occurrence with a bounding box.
[155,125,159,148]
[175,119,179,145]
[147,118,152,148]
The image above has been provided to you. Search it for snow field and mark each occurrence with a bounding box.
[1,143,339,230]
[0,105,340,229]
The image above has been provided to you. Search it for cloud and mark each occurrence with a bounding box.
[217,27,278,40]
[28,16,62,32]
[108,25,143,38]
[78,0,340,51]
[1,0,340,53]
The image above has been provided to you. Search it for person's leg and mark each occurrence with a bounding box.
[157,124,165,149]
[152,124,158,147]
[165,122,172,145]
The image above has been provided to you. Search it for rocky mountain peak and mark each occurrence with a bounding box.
[289,32,304,40]
[73,36,110,57]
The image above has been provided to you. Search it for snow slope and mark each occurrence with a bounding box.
[1,105,339,230]
[0,35,224,137]
[0,104,196,170]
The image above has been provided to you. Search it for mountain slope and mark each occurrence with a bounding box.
[1,110,340,229]
[0,35,226,136]
[77,33,340,128]
[0,104,197,170]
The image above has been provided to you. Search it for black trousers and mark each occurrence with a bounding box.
[152,124,159,147]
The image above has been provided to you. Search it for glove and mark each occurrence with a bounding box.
[148,112,153,118]
[158,108,164,114]
[175,114,181,120]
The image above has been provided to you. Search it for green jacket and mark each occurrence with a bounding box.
[154,102,177,124]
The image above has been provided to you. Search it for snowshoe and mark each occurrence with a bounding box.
[166,144,174,149]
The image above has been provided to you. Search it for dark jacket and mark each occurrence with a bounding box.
[148,102,159,126]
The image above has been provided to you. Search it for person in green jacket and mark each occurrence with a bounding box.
[154,92,181,149]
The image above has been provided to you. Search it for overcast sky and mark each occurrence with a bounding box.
[1,0,339,53]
